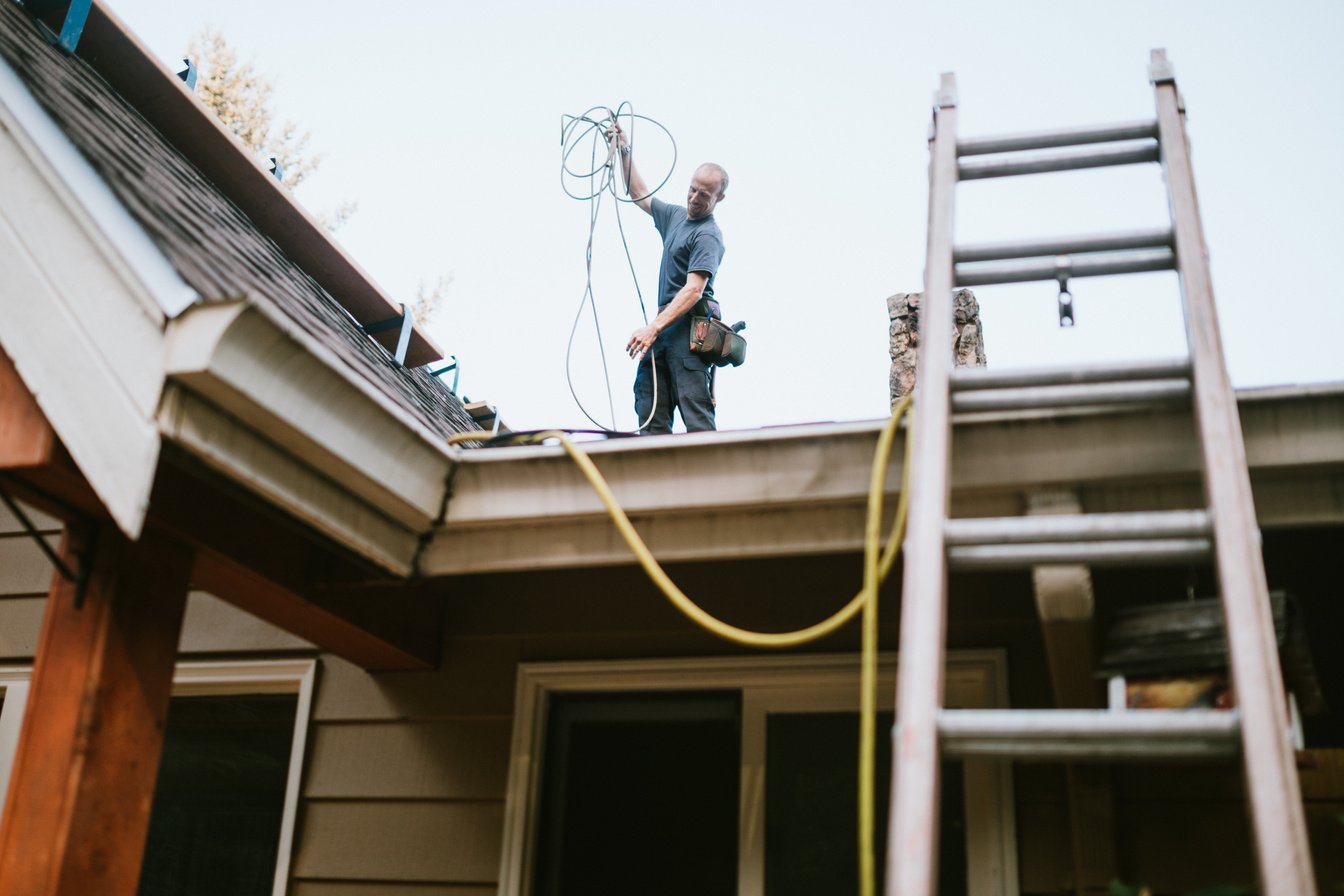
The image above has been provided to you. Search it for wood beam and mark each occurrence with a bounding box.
[0,523,192,896]
[150,456,442,671]
[0,345,109,523]
[1027,490,1116,896]
[0,344,54,469]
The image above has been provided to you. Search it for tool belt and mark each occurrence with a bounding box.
[688,297,747,368]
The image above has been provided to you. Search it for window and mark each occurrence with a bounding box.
[500,653,1018,896]
[0,660,315,896]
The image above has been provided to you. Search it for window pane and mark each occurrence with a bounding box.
[534,692,740,896]
[137,694,297,896]
[765,711,966,896]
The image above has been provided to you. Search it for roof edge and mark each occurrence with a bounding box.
[163,298,459,530]
[0,40,196,319]
[65,1,445,367]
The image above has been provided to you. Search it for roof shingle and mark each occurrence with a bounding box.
[0,2,479,441]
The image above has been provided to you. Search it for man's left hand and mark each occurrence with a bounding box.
[627,325,658,359]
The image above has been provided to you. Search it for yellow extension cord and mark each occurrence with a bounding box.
[446,396,914,896]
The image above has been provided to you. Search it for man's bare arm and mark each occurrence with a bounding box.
[606,123,653,214]
[627,271,708,358]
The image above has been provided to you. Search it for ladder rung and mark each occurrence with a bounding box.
[945,510,1211,546]
[946,537,1212,569]
[936,709,1240,759]
[950,357,1190,391]
[958,142,1159,180]
[952,378,1189,413]
[954,227,1174,263]
[955,247,1175,287]
[957,119,1160,156]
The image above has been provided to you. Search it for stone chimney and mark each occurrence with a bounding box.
[888,288,987,404]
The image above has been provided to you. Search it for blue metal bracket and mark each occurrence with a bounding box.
[22,0,92,53]
[360,303,414,366]
[429,355,460,394]
[177,58,198,91]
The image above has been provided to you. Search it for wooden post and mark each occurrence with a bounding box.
[0,523,192,896]
[0,345,54,469]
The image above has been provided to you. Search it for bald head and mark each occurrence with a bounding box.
[687,163,729,220]
[695,162,729,194]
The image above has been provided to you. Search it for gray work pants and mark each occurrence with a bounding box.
[633,349,716,434]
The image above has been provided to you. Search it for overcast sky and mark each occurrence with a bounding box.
[104,0,1344,433]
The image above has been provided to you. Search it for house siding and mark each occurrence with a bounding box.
[3,510,1343,893]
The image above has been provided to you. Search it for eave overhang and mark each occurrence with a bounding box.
[162,298,462,576]
[424,387,1344,577]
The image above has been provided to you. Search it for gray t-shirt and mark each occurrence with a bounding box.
[650,197,725,355]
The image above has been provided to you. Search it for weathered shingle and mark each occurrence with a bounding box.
[0,3,479,440]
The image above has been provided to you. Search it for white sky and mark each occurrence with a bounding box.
[105,0,1344,433]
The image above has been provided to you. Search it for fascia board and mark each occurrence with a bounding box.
[423,394,1344,575]
[163,299,456,531]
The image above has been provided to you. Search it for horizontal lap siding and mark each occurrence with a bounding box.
[303,721,511,800]
[1015,755,1344,894]
[0,537,58,595]
[0,502,58,659]
[0,509,516,893]
[292,801,504,884]
[291,884,495,896]
[297,640,517,892]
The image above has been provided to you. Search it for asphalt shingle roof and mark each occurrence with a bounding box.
[0,2,479,441]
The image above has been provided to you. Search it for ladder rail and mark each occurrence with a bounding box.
[888,50,1317,896]
[1150,49,1316,894]
[886,72,959,896]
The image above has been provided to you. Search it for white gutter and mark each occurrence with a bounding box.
[423,389,1344,576]
[162,297,465,573]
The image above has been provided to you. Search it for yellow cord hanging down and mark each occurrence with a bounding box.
[445,396,914,896]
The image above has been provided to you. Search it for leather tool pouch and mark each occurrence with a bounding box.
[690,315,747,367]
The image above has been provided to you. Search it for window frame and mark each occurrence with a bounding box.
[498,651,1019,896]
[0,658,317,896]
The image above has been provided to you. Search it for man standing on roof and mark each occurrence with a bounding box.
[608,122,728,434]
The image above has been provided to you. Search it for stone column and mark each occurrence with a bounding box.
[888,288,987,404]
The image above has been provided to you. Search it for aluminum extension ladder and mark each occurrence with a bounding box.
[887,50,1315,896]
